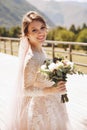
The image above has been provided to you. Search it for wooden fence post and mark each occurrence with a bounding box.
[69,44,72,61]
[10,40,13,55]
[52,43,55,60]
[4,41,6,53]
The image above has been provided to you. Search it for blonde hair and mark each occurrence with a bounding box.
[22,11,46,36]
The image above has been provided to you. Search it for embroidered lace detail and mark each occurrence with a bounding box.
[24,50,55,97]
[16,42,72,130]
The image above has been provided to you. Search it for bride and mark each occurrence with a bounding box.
[10,11,72,130]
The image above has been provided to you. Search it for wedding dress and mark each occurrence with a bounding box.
[11,38,72,130]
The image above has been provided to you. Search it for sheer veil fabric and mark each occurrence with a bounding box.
[10,38,30,129]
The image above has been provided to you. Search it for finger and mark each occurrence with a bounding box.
[57,81,66,85]
[57,83,66,89]
[58,88,67,93]
[57,86,67,92]
[58,86,67,91]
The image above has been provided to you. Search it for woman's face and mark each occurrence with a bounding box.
[27,20,47,46]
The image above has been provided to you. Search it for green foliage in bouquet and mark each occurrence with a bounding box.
[40,57,83,103]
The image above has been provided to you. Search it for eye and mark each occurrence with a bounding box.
[41,26,46,30]
[32,29,38,33]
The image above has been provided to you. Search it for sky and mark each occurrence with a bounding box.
[44,0,87,2]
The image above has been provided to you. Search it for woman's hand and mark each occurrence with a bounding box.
[43,81,67,95]
[55,81,67,93]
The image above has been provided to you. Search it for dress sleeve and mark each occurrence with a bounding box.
[23,59,55,97]
[20,38,54,97]
[34,72,55,89]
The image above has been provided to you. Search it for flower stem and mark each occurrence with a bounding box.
[61,94,69,103]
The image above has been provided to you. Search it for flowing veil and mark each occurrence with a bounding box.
[10,37,32,129]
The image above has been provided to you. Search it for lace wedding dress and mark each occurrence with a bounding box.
[11,38,72,130]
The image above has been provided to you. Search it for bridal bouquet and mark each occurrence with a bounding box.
[40,57,83,103]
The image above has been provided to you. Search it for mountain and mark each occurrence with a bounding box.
[0,0,54,28]
[27,0,87,28]
[1,0,87,29]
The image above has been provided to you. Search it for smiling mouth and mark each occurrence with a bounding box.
[37,36,45,41]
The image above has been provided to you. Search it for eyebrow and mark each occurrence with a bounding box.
[31,23,46,29]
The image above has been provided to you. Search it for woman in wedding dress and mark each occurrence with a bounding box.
[11,11,72,130]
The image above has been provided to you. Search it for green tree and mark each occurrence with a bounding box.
[69,24,77,34]
[76,29,87,42]
[54,29,75,42]
[9,26,21,38]
[76,29,87,51]
[0,27,8,37]
[82,23,87,30]
[55,29,75,50]
[47,26,65,41]
[47,29,55,40]
[76,26,81,34]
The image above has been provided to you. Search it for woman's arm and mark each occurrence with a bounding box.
[43,81,67,95]
[24,81,66,97]
[24,63,67,97]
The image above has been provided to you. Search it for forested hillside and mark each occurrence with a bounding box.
[0,0,54,28]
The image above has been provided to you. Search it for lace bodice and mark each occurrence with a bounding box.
[23,49,54,97]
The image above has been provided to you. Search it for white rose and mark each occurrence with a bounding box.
[62,60,74,67]
[48,62,57,71]
[41,64,47,71]
[69,62,74,70]
[56,62,64,69]
[65,61,74,69]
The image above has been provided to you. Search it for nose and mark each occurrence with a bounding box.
[38,30,42,34]
[38,29,44,34]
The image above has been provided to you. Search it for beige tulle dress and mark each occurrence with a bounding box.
[11,38,72,130]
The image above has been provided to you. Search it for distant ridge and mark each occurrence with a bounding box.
[0,0,54,28]
[1,0,87,29]
[27,0,87,28]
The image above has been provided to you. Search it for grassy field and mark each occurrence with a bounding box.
[0,41,87,74]
[45,47,87,74]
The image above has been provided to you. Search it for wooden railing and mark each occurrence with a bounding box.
[45,40,87,67]
[0,37,87,68]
